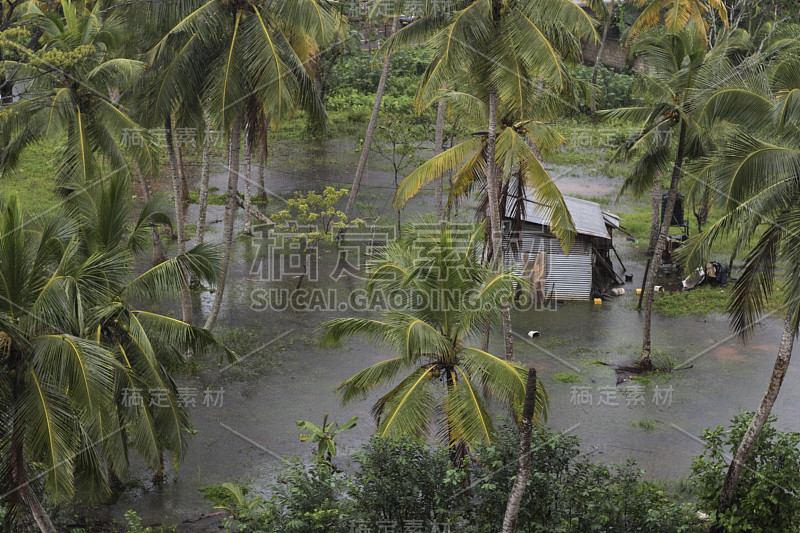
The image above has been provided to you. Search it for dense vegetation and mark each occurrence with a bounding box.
[0,0,799,532]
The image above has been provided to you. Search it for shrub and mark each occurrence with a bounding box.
[691,413,800,532]
[468,423,698,532]
[575,65,644,111]
[349,436,466,529]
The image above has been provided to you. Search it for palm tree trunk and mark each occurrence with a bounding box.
[205,117,242,331]
[165,117,192,326]
[641,119,686,368]
[197,112,212,245]
[502,368,537,533]
[434,97,446,223]
[648,179,660,254]
[243,122,253,236]
[176,136,189,205]
[137,168,168,264]
[715,312,797,520]
[590,0,615,116]
[12,372,57,533]
[487,86,515,361]
[343,15,399,224]
[258,114,270,201]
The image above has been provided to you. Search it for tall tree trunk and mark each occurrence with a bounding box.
[715,312,797,521]
[176,136,189,205]
[502,368,537,533]
[258,114,270,200]
[197,112,212,245]
[590,0,615,116]
[166,117,192,326]
[434,97,446,223]
[694,185,709,233]
[11,369,58,533]
[205,117,242,331]
[641,120,686,368]
[487,86,514,361]
[343,16,399,224]
[137,168,168,264]
[648,179,661,254]
[243,122,253,236]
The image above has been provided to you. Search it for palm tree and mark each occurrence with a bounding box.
[627,0,728,47]
[382,0,596,360]
[601,27,747,369]
[343,10,399,224]
[0,1,158,188]
[143,0,339,330]
[321,223,547,459]
[0,176,226,533]
[678,44,800,525]
[395,86,576,359]
[394,91,574,248]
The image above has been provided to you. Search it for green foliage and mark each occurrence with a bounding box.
[326,48,432,98]
[122,510,177,533]
[348,436,465,529]
[691,413,800,532]
[223,459,351,532]
[553,372,583,383]
[321,223,547,445]
[468,423,699,532]
[653,286,731,317]
[215,425,703,532]
[0,177,227,529]
[297,413,358,462]
[575,65,644,111]
[631,417,662,431]
[270,187,358,244]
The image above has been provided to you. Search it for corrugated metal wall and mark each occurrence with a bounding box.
[503,229,594,300]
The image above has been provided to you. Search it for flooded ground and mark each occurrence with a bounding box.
[92,138,799,528]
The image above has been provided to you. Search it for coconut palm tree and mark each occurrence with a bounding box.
[321,223,547,459]
[0,175,226,533]
[678,44,800,526]
[394,91,574,248]
[380,0,596,360]
[0,0,158,188]
[143,0,339,331]
[601,27,748,369]
[627,0,728,47]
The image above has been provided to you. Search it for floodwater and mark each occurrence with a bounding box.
[91,138,799,528]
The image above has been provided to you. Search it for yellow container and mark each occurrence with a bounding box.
[636,288,642,295]
[593,298,602,305]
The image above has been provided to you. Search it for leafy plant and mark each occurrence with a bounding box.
[691,413,800,532]
[270,187,362,288]
[297,413,358,462]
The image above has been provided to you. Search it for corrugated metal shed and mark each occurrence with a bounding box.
[502,191,617,301]
[505,195,611,240]
[502,231,594,300]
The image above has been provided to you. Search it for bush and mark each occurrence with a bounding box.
[209,425,704,532]
[349,436,466,529]
[691,413,800,532]
[575,65,643,111]
[468,423,698,532]
[327,48,432,97]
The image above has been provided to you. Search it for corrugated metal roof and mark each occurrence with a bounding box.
[505,193,611,240]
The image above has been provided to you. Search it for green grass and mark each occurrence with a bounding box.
[631,417,662,431]
[652,285,731,317]
[0,143,63,212]
[553,372,583,383]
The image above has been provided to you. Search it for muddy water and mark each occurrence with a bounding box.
[95,140,799,526]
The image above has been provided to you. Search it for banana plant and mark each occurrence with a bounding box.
[297,413,358,462]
